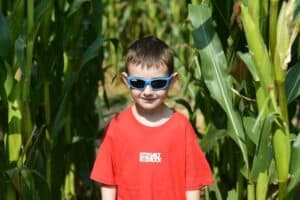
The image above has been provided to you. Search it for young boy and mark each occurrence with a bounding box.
[90,36,213,200]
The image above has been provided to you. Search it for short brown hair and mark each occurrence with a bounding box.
[125,36,174,74]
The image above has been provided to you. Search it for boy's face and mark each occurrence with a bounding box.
[122,63,177,113]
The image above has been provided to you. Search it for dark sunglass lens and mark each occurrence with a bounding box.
[130,79,145,89]
[151,79,168,89]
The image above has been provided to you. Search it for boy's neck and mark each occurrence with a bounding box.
[131,104,173,127]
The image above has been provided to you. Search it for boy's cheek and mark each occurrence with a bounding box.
[130,90,142,97]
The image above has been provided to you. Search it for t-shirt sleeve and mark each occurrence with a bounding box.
[185,123,213,190]
[90,122,116,185]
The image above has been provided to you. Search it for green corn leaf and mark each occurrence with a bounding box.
[226,190,238,200]
[237,52,259,81]
[261,0,269,38]
[268,159,278,184]
[189,4,249,169]
[3,62,14,98]
[241,4,274,94]
[208,181,223,200]
[80,37,118,69]
[286,63,300,103]
[81,37,106,68]
[269,0,279,59]
[15,35,26,73]
[52,72,78,139]
[35,0,52,22]
[274,0,298,71]
[287,134,300,194]
[243,116,258,145]
[68,0,90,17]
[4,167,20,193]
[248,0,260,27]
[20,168,50,200]
[26,0,52,42]
[0,14,11,58]
[8,0,25,42]
[20,168,36,200]
[250,113,277,181]
[31,170,51,200]
[200,125,225,152]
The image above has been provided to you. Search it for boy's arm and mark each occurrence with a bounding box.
[101,185,116,200]
[186,190,201,200]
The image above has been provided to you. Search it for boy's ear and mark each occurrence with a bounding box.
[170,72,178,87]
[120,72,129,87]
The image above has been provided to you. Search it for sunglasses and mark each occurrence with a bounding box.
[126,75,173,91]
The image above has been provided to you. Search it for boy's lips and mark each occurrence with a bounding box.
[141,97,156,101]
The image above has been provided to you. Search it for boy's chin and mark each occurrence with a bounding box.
[135,103,165,112]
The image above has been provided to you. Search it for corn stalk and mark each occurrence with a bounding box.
[241,0,299,198]
[189,0,300,199]
[0,0,109,199]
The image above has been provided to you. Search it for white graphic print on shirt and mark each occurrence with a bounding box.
[139,152,161,163]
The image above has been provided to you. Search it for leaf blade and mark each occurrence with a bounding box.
[189,4,249,169]
[286,63,300,103]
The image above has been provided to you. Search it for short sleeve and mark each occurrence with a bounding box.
[185,123,213,190]
[90,122,116,185]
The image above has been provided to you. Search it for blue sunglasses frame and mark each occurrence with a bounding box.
[127,75,173,91]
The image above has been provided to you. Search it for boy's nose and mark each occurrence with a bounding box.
[143,85,153,94]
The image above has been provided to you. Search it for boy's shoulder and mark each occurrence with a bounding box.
[107,106,132,125]
[102,107,131,136]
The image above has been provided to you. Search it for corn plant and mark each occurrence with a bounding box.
[0,0,118,199]
[187,0,300,199]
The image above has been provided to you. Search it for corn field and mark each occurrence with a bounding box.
[0,0,300,199]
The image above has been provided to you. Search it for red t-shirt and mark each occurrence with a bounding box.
[90,107,213,200]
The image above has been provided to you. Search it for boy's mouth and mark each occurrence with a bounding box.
[141,97,156,102]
